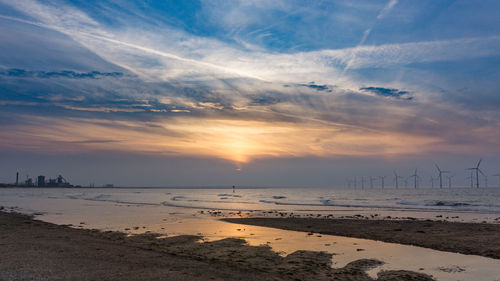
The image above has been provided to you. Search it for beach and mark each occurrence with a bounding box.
[0,211,434,281]
[2,187,500,280]
[223,217,500,259]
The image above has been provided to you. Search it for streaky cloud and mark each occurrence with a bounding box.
[61,139,121,144]
[360,87,413,100]
[295,82,332,92]
[0,68,125,79]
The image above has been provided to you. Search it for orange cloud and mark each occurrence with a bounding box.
[0,115,452,164]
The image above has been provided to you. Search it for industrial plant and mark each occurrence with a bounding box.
[0,172,75,188]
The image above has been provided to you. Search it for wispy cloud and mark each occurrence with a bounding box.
[0,114,448,162]
[0,69,125,79]
[377,0,398,20]
[295,82,332,92]
[360,87,412,100]
[2,0,499,87]
[0,0,499,164]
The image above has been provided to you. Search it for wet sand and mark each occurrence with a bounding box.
[0,211,434,280]
[222,217,500,259]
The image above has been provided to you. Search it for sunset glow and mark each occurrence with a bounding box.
[1,0,499,186]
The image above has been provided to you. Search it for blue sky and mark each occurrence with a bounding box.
[0,0,499,187]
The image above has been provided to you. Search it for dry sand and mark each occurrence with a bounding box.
[0,211,434,280]
[222,217,500,259]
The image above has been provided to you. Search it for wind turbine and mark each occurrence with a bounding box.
[435,164,450,189]
[446,175,453,188]
[393,171,403,189]
[429,177,435,188]
[361,177,365,189]
[466,171,474,188]
[410,169,419,188]
[347,179,352,188]
[379,176,386,189]
[369,176,376,189]
[467,159,484,188]
[493,174,500,188]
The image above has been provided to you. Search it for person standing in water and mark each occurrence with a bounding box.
[232,185,235,193]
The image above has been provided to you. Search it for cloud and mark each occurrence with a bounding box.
[3,0,499,86]
[360,87,412,100]
[296,82,332,92]
[0,0,499,164]
[61,139,121,144]
[377,0,398,19]
[0,69,125,79]
[249,96,280,106]
[0,114,448,163]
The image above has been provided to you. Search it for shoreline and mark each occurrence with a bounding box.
[222,217,500,259]
[0,211,434,280]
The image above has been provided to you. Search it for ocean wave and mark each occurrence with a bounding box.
[217,194,242,198]
[161,201,257,211]
[93,194,111,199]
[397,201,472,207]
[170,196,255,205]
[258,199,493,213]
[65,193,86,199]
[64,193,159,206]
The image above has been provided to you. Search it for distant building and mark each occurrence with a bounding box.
[37,175,45,187]
[25,178,33,186]
[44,174,72,187]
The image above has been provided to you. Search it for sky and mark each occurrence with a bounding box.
[0,0,499,187]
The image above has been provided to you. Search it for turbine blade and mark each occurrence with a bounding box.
[435,164,441,172]
[477,159,482,168]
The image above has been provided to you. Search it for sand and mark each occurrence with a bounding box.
[0,211,434,280]
[222,217,500,259]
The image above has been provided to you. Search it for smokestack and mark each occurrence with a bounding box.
[16,172,19,185]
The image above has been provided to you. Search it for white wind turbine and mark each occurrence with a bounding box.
[379,176,386,189]
[435,164,450,189]
[466,159,484,188]
[446,174,454,188]
[393,171,403,189]
[493,174,500,188]
[466,171,474,188]
[410,169,419,188]
[370,176,377,189]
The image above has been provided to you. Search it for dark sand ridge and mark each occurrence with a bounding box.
[222,217,500,259]
[0,211,433,281]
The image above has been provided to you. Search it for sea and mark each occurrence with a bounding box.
[3,186,499,221]
[1,187,500,281]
